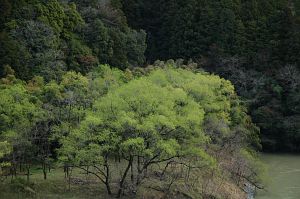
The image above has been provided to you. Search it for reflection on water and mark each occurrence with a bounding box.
[256,154,300,199]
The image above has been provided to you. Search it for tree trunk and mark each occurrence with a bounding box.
[105,181,112,195]
[64,165,67,178]
[104,155,112,195]
[26,165,30,182]
[136,156,141,186]
[43,162,47,180]
[68,167,72,191]
[68,174,71,191]
[131,161,134,183]
[117,156,133,198]
[13,164,17,178]
[10,167,14,181]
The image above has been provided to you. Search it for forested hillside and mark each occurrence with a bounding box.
[0,0,299,198]
[121,0,300,152]
[1,0,299,152]
[0,0,146,80]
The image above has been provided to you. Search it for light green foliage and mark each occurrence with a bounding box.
[59,65,260,196]
[0,141,10,159]
[147,68,234,122]
[0,63,262,198]
[0,83,42,135]
[60,71,89,102]
[88,65,129,98]
[0,141,11,168]
[61,72,207,161]
[41,71,90,137]
[147,65,260,149]
[0,80,44,169]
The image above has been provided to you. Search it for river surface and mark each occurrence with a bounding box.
[256,153,300,199]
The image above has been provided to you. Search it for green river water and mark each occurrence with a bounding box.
[256,154,300,199]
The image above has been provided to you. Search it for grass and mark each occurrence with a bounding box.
[0,163,246,199]
[0,165,164,199]
[0,166,110,199]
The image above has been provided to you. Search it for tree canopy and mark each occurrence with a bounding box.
[121,0,300,152]
[0,63,263,198]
